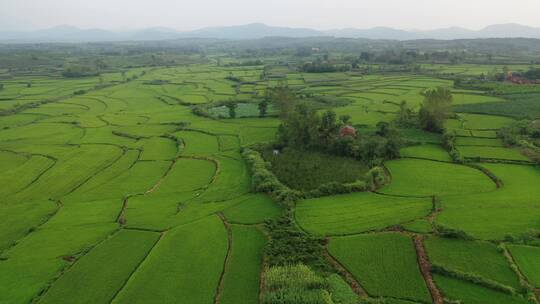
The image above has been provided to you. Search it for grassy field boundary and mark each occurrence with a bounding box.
[32,228,123,303]
[3,151,58,195]
[431,264,517,295]
[323,239,368,298]
[214,213,233,304]
[501,244,540,304]
[0,199,62,257]
[412,235,443,304]
[108,230,165,304]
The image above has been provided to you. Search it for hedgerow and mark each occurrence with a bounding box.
[442,130,464,163]
[431,264,517,295]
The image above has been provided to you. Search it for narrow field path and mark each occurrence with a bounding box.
[214,213,233,304]
[412,235,443,304]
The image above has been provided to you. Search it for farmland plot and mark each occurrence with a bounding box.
[328,233,431,302]
[296,192,431,236]
[380,158,496,197]
[112,215,227,304]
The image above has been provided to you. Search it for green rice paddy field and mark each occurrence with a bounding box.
[0,63,539,304]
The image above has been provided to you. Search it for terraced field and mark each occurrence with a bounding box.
[0,62,539,304]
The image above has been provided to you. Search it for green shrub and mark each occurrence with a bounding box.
[436,224,474,240]
[263,264,348,304]
[364,167,387,190]
[327,274,358,304]
[264,211,328,271]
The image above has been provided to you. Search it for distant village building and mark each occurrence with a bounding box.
[506,72,537,85]
[311,47,320,53]
[340,125,357,138]
[273,149,280,156]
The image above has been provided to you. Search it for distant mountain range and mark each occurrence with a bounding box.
[2,23,540,42]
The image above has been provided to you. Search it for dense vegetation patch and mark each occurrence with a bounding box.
[262,264,357,304]
[260,148,369,191]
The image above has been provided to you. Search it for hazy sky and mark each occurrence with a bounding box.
[2,0,540,31]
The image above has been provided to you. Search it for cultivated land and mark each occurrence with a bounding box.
[0,45,539,304]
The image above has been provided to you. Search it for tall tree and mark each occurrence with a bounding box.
[278,104,319,149]
[396,100,413,126]
[318,110,340,148]
[258,98,269,117]
[419,87,453,133]
[266,83,296,119]
[226,101,238,119]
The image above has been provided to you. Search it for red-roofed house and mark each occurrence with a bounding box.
[340,125,357,138]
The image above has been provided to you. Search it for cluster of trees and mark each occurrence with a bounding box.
[300,61,350,73]
[499,120,540,163]
[499,120,540,145]
[223,59,263,67]
[276,104,402,165]
[351,50,466,65]
[62,64,100,78]
[524,68,540,80]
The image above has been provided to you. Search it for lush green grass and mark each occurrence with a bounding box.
[507,245,540,287]
[328,233,431,302]
[220,225,266,304]
[0,154,55,198]
[112,215,228,304]
[399,144,451,161]
[0,201,58,251]
[437,164,540,240]
[433,274,528,304]
[0,199,119,303]
[261,148,369,191]
[223,194,283,224]
[175,130,220,155]
[455,136,503,147]
[459,113,514,130]
[458,146,531,161]
[152,157,216,195]
[139,137,178,160]
[380,159,496,197]
[65,159,171,202]
[296,192,431,236]
[425,237,520,289]
[402,219,433,234]
[38,229,159,304]
[193,154,251,203]
[399,129,442,144]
